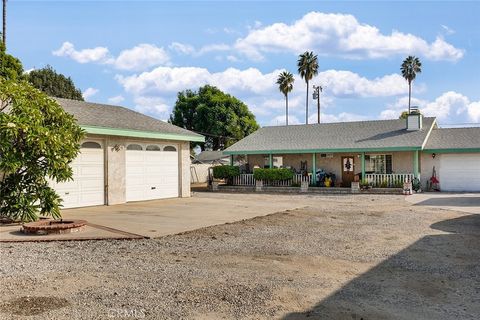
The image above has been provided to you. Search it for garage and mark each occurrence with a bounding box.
[126,143,179,202]
[439,153,480,192]
[51,141,105,208]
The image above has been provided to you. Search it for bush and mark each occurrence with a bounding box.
[212,165,240,180]
[253,168,294,181]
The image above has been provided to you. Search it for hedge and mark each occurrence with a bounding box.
[212,165,240,180]
[253,168,294,181]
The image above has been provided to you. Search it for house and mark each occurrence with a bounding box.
[223,114,480,192]
[51,98,204,208]
[193,151,230,165]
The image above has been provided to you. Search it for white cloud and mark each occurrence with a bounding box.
[113,44,170,71]
[53,42,109,64]
[82,87,99,99]
[133,96,170,120]
[53,42,170,71]
[234,12,464,61]
[381,92,480,122]
[169,42,195,55]
[441,24,455,35]
[107,95,125,104]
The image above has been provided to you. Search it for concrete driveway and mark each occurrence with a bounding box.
[61,192,314,238]
[407,192,480,214]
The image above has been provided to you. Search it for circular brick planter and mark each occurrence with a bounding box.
[22,220,87,235]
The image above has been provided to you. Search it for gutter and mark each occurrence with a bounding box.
[81,125,205,142]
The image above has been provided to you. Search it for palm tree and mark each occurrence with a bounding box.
[276,71,294,125]
[297,51,319,124]
[401,55,422,114]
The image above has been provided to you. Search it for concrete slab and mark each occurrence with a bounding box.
[406,192,480,214]
[0,222,144,242]
[60,192,314,238]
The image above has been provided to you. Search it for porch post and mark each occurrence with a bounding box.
[361,152,365,180]
[269,154,273,168]
[312,153,317,185]
[413,150,419,179]
[229,155,234,166]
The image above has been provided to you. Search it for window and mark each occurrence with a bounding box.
[81,141,102,149]
[163,146,177,152]
[146,145,161,151]
[126,144,143,151]
[365,154,392,174]
[263,156,283,168]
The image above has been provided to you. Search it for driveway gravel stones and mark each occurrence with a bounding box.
[0,194,479,319]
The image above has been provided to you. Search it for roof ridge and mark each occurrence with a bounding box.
[261,117,437,128]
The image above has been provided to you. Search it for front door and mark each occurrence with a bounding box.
[341,156,355,187]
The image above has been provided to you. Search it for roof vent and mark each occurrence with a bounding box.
[406,106,422,131]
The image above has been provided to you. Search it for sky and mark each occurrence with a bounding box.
[8,1,480,127]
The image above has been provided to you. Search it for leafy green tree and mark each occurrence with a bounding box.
[399,109,421,119]
[0,80,84,222]
[401,56,422,114]
[0,42,23,80]
[170,85,259,150]
[297,51,319,124]
[26,65,84,101]
[276,71,294,126]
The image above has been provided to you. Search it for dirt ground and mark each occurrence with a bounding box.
[0,194,479,319]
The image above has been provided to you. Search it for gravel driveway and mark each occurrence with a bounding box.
[1,194,479,319]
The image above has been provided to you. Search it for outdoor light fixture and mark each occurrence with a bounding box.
[432,153,436,159]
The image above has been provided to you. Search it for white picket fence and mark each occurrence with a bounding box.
[232,173,311,186]
[364,173,414,188]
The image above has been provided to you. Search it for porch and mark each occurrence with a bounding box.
[227,150,420,188]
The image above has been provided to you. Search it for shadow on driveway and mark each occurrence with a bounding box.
[282,214,480,320]
[413,196,480,208]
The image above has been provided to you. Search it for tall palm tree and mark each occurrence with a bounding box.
[400,55,422,114]
[2,0,5,46]
[276,71,294,125]
[297,51,319,124]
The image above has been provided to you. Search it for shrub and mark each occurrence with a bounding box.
[212,165,240,180]
[253,168,294,181]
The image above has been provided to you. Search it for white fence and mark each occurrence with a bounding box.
[364,173,414,188]
[233,173,311,186]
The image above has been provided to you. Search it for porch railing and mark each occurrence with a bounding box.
[232,173,311,186]
[364,173,414,188]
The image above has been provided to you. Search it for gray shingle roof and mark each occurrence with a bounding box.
[424,127,480,150]
[224,117,437,153]
[55,98,202,138]
[195,151,229,162]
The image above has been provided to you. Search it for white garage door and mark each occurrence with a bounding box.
[51,141,105,208]
[126,143,179,202]
[439,153,480,192]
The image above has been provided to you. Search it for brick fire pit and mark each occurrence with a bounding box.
[22,219,87,235]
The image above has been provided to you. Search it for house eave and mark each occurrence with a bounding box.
[81,125,205,142]
[423,148,480,154]
[223,146,422,155]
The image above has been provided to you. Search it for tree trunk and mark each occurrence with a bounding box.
[317,91,320,124]
[408,81,412,114]
[285,93,288,126]
[2,0,6,47]
[305,80,309,124]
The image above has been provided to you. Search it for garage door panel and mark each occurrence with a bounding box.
[126,145,179,202]
[51,144,105,209]
[440,153,480,192]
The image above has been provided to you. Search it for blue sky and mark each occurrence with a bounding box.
[8,1,480,126]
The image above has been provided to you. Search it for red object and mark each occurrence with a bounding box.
[430,176,439,184]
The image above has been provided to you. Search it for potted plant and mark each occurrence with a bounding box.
[360,179,371,190]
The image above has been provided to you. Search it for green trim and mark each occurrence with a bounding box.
[81,125,205,142]
[312,153,317,185]
[423,148,480,154]
[361,152,365,180]
[269,154,273,168]
[229,155,234,166]
[413,150,419,179]
[223,146,420,155]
